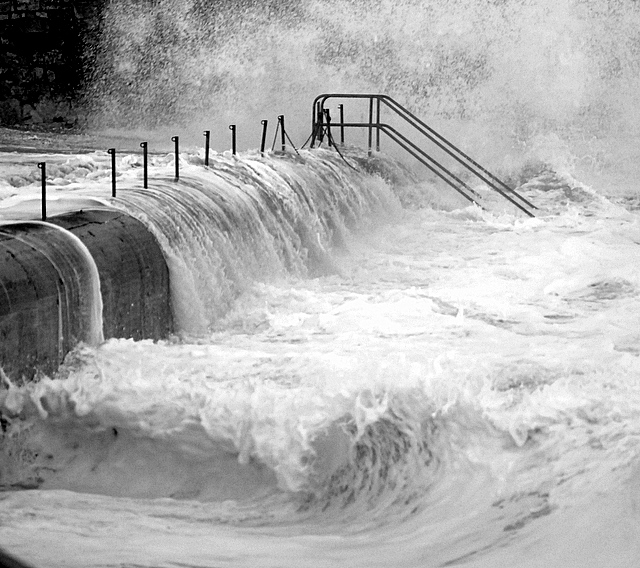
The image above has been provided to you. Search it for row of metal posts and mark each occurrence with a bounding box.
[36,115,293,221]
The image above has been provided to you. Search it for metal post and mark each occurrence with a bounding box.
[107,148,116,197]
[338,104,345,145]
[278,115,286,151]
[37,162,46,221]
[376,97,381,151]
[229,125,236,155]
[323,109,333,147]
[310,103,321,148]
[368,97,374,156]
[260,120,268,154]
[316,107,324,146]
[140,142,148,188]
[171,136,179,180]
[203,130,210,166]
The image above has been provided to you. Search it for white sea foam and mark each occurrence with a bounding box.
[2,151,640,566]
[4,0,640,566]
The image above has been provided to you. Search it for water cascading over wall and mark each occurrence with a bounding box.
[0,211,172,383]
[0,148,400,383]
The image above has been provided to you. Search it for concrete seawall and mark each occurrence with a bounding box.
[0,209,172,383]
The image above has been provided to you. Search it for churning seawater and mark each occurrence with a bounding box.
[3,0,640,566]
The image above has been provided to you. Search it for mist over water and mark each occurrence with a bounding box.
[90,0,640,176]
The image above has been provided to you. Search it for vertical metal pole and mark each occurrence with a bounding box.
[376,97,381,152]
[171,136,179,180]
[229,125,236,155]
[278,115,286,152]
[37,162,46,221]
[203,130,210,166]
[316,107,324,146]
[368,97,374,156]
[310,103,320,148]
[338,104,345,145]
[323,109,332,147]
[107,148,116,197]
[260,120,268,154]
[140,142,148,188]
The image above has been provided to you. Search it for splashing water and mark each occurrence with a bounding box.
[89,1,640,172]
[2,1,640,567]
[108,149,398,333]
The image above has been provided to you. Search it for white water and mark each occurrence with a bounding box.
[3,0,640,566]
[1,144,639,567]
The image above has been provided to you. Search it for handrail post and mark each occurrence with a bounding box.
[229,125,236,155]
[203,130,210,166]
[323,109,332,147]
[140,142,148,188]
[171,136,179,180]
[316,107,324,146]
[107,148,116,197]
[310,103,318,148]
[376,97,381,151]
[38,162,46,221]
[338,104,345,145]
[278,115,286,151]
[260,120,268,154]
[368,96,374,156]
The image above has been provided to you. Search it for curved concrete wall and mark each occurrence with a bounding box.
[51,210,172,342]
[0,224,76,382]
[0,210,172,383]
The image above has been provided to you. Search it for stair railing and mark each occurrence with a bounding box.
[310,93,536,217]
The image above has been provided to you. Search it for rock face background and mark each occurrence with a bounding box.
[0,0,103,128]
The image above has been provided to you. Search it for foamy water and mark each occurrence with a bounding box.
[3,0,640,566]
[1,144,639,567]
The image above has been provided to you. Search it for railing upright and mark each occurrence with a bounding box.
[140,141,148,188]
[367,97,374,156]
[376,97,381,152]
[38,162,46,221]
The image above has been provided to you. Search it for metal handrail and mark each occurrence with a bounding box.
[380,123,481,206]
[310,93,536,217]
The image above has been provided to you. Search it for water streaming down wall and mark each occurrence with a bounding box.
[105,148,401,335]
[0,211,170,383]
[0,148,401,382]
[50,210,173,341]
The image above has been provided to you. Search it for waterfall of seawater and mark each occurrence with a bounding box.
[108,148,400,334]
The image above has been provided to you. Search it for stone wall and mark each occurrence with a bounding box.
[0,0,104,127]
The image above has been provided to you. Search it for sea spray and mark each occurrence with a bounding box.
[89,0,640,180]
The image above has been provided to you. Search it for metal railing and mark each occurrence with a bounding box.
[310,93,537,217]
